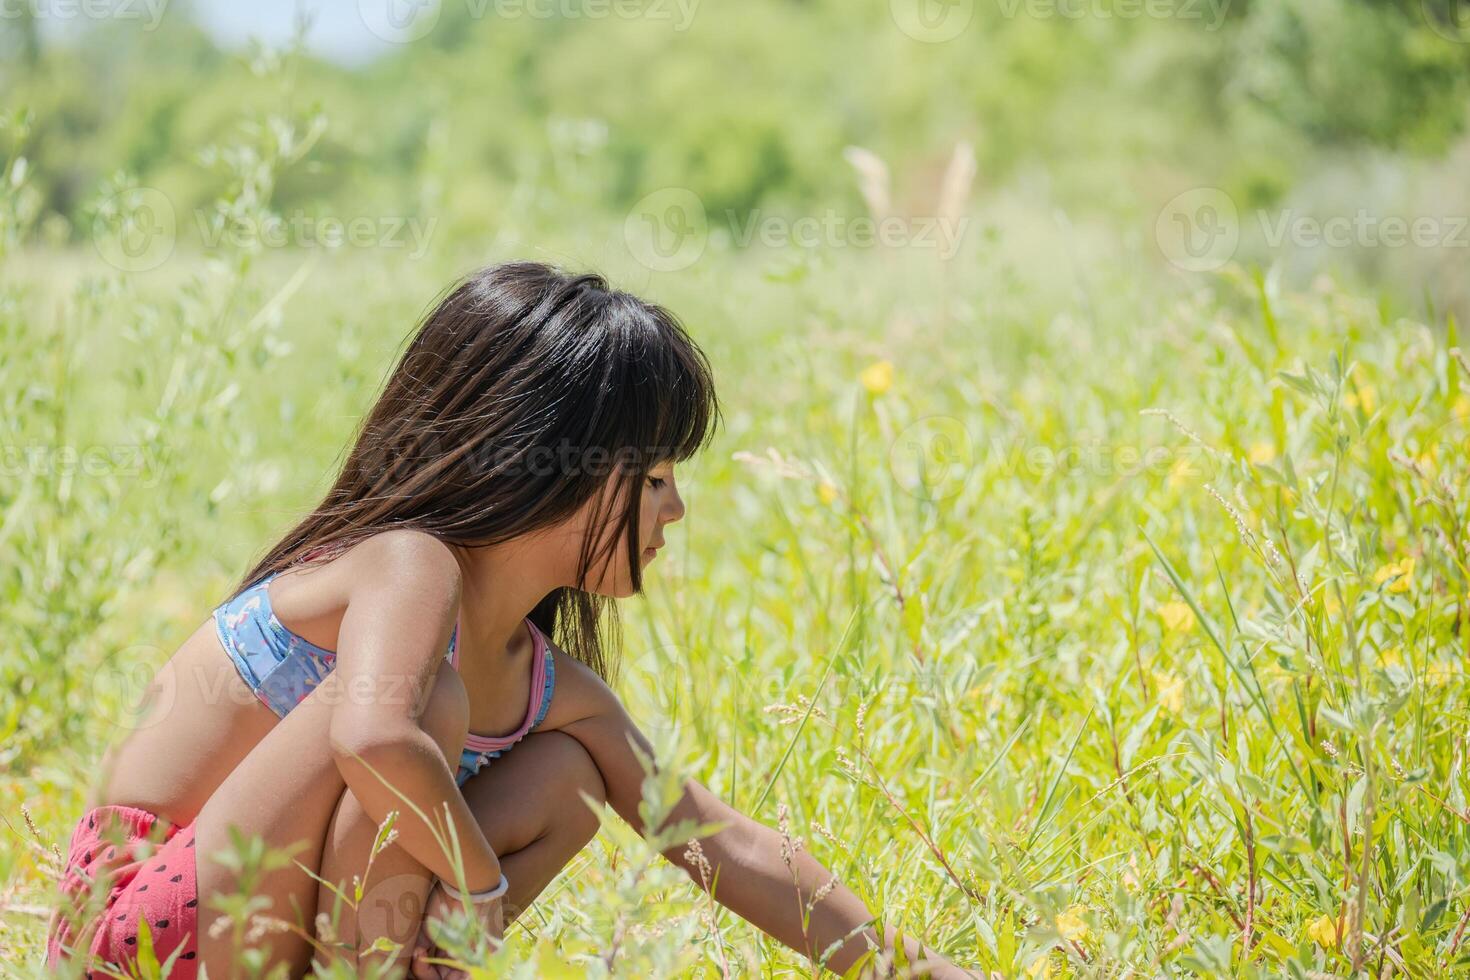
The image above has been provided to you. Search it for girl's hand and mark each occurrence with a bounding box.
[410,878,505,979]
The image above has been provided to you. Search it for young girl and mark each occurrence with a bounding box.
[46,262,974,979]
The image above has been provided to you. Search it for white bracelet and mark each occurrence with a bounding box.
[437,873,509,904]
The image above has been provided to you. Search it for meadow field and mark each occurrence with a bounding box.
[5,4,1470,977]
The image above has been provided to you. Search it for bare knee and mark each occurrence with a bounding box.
[541,731,607,845]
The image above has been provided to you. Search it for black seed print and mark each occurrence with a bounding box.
[88,815,95,829]
[124,936,135,946]
[156,919,169,929]
[116,913,126,921]
[83,850,92,863]
[137,884,148,892]
[170,874,183,883]
[181,952,196,960]
[186,838,195,848]
[185,898,197,908]
[155,864,166,873]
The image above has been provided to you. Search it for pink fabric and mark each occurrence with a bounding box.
[46,804,200,978]
[452,618,550,753]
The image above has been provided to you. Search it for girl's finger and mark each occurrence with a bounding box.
[410,940,441,980]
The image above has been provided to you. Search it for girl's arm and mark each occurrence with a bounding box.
[559,675,972,979]
[325,532,503,893]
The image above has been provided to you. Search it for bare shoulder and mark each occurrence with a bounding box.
[343,529,461,586]
[321,529,463,607]
[539,635,631,731]
[268,529,463,644]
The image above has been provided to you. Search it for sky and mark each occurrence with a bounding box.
[189,0,399,65]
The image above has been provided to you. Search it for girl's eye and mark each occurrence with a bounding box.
[647,477,666,490]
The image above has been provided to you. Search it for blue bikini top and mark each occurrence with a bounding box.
[213,571,554,787]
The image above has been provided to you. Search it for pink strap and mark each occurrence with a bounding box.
[453,619,550,752]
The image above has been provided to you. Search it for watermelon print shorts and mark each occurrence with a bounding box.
[46,804,200,979]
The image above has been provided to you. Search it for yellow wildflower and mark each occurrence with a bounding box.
[1260,660,1293,691]
[859,360,894,395]
[1159,601,1196,633]
[1025,954,1056,979]
[1455,395,1470,420]
[1306,913,1342,947]
[1372,557,1415,594]
[1343,384,1377,414]
[1247,441,1274,464]
[1153,670,1186,713]
[1056,906,1091,944]
[1166,455,1193,491]
[1379,646,1402,669]
[817,481,839,506]
[1426,663,1457,687]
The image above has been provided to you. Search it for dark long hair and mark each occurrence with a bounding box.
[234,261,720,682]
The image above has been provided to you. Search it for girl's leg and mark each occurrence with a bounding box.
[193,661,468,978]
[315,731,607,978]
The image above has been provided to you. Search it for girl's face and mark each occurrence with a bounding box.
[570,459,685,598]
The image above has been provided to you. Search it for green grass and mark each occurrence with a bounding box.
[5,61,1470,980]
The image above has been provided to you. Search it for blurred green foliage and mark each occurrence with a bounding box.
[4,0,1470,244]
